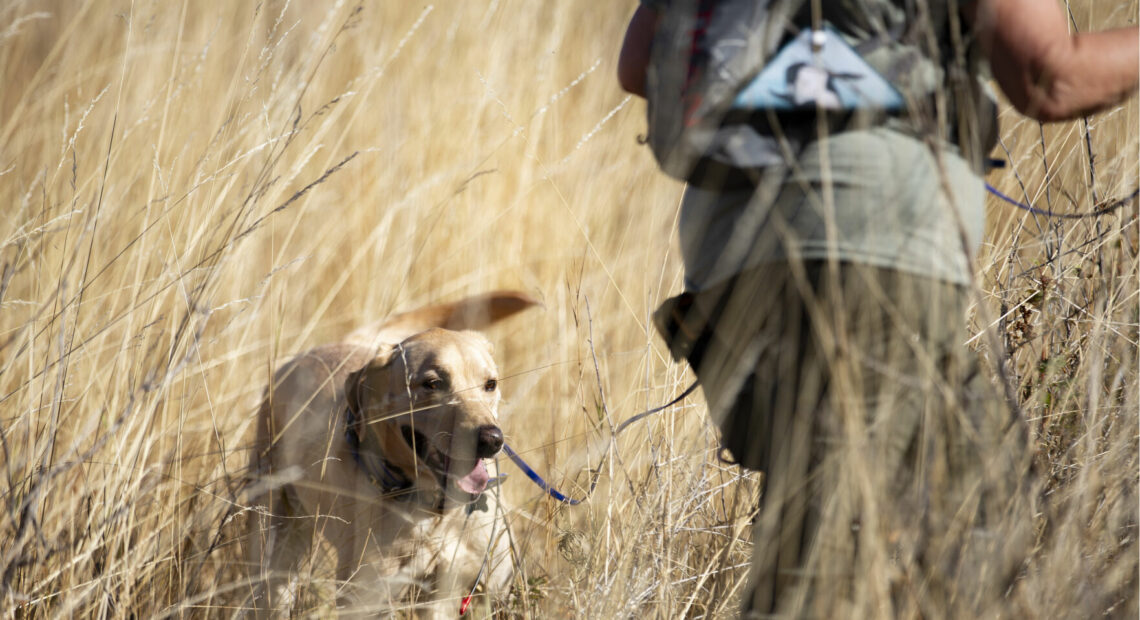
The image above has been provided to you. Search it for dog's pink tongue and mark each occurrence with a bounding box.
[456,460,490,494]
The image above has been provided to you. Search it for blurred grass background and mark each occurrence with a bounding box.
[0,0,1135,616]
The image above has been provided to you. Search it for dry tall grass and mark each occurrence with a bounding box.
[0,1,1135,617]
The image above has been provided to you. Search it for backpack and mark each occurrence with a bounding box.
[644,0,998,186]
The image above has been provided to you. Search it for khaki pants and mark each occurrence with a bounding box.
[655,261,1036,618]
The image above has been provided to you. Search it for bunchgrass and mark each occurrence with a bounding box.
[0,1,1135,617]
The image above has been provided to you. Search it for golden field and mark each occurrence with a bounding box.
[0,1,1136,617]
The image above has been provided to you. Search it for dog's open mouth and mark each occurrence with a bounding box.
[401,426,490,496]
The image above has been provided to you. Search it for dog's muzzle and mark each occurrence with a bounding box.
[399,424,502,498]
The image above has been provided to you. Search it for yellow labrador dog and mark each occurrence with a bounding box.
[247,291,538,617]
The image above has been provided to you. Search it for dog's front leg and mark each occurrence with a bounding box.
[246,485,317,618]
[330,499,406,617]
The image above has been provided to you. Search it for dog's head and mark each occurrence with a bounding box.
[346,327,504,507]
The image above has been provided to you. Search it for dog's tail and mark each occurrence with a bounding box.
[346,290,540,347]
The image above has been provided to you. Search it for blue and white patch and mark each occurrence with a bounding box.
[733,25,905,111]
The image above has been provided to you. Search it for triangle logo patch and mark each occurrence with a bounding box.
[732,25,905,112]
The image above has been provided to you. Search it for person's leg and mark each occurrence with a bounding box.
[679,262,1036,617]
[676,260,829,617]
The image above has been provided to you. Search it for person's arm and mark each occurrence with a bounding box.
[618,5,660,97]
[968,0,1139,122]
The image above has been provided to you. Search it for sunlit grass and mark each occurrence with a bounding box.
[0,1,1135,616]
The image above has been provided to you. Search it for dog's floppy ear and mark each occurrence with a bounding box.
[345,346,398,415]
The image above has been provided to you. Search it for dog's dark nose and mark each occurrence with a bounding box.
[475,425,504,458]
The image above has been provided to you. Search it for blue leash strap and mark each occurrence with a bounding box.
[501,182,1140,508]
[503,381,700,505]
[501,444,583,505]
[987,183,1138,219]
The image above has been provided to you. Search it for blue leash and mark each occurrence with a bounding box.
[502,381,700,505]
[987,183,1138,219]
[501,184,1137,508]
[502,443,585,505]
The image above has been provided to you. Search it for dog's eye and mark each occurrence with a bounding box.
[484,379,497,392]
[422,378,444,391]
